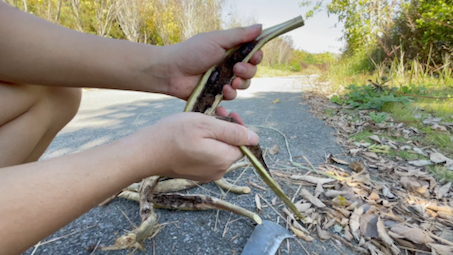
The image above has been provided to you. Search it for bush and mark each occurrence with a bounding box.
[331,84,410,110]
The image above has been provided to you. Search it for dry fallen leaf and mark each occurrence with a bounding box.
[435,182,452,199]
[300,189,326,208]
[363,242,386,255]
[354,142,371,148]
[344,229,353,241]
[430,152,453,167]
[428,243,453,255]
[291,226,313,242]
[324,217,338,230]
[291,175,335,185]
[408,159,434,167]
[362,151,379,160]
[325,190,349,198]
[272,98,280,104]
[377,217,400,255]
[330,156,350,165]
[268,144,279,155]
[271,196,277,205]
[315,182,324,197]
[432,124,447,132]
[316,225,331,240]
[360,214,379,239]
[382,186,396,199]
[423,117,442,125]
[368,191,380,201]
[295,202,311,212]
[413,147,428,157]
[400,176,429,196]
[350,148,362,155]
[426,204,453,214]
[254,194,261,213]
[390,224,434,244]
[368,135,381,144]
[350,207,364,240]
[349,161,365,172]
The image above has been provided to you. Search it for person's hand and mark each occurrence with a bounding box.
[130,112,259,182]
[160,25,264,100]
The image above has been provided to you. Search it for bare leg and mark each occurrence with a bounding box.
[0,83,81,167]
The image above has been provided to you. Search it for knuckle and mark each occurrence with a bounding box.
[229,125,247,145]
[235,27,247,36]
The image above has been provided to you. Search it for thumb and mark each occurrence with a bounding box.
[210,24,262,49]
[207,118,259,146]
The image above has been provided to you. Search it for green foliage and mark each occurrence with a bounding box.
[370,112,387,123]
[294,50,335,65]
[5,0,224,45]
[303,0,453,77]
[400,84,428,95]
[288,58,302,72]
[332,84,410,110]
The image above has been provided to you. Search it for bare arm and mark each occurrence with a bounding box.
[0,2,164,92]
[0,113,259,255]
[0,2,263,99]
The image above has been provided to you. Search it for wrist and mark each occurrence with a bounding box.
[115,128,163,182]
[134,44,174,94]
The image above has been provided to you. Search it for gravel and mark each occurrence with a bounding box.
[24,77,356,255]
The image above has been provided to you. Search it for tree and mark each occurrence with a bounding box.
[115,0,142,42]
[93,0,117,37]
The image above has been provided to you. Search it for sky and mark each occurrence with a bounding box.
[229,0,345,54]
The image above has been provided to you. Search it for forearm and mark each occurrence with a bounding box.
[0,136,153,255]
[0,2,167,92]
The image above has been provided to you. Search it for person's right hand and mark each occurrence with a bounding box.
[128,112,259,182]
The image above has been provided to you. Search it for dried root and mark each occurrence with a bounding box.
[152,193,262,225]
[100,211,158,251]
[117,191,261,224]
[214,178,251,194]
[139,176,161,221]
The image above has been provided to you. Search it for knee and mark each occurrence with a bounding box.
[44,87,82,127]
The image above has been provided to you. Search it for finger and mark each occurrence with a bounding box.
[209,24,262,49]
[233,63,257,79]
[222,85,237,100]
[206,118,259,146]
[215,106,228,117]
[231,77,251,90]
[249,50,263,65]
[205,140,244,167]
[214,107,245,126]
[228,112,245,126]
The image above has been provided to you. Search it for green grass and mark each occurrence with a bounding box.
[427,165,453,183]
[397,151,424,161]
[382,99,453,156]
[325,109,334,117]
[425,133,453,155]
[381,103,418,122]
[317,52,453,182]
[350,131,374,143]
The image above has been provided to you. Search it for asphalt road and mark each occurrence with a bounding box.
[24,77,355,255]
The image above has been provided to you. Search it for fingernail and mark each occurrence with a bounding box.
[248,24,262,31]
[234,64,246,75]
[247,130,259,145]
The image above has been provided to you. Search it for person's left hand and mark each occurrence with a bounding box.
[159,24,263,101]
